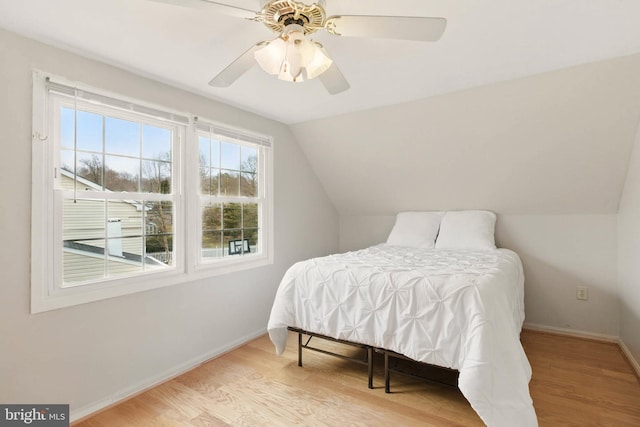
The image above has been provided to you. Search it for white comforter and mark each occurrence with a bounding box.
[267,244,537,427]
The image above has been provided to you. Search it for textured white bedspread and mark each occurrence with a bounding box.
[267,244,537,426]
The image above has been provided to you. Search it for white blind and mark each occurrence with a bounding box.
[45,78,190,125]
[195,119,271,148]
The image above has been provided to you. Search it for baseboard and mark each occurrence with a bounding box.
[70,327,267,423]
[618,339,640,381]
[523,322,619,343]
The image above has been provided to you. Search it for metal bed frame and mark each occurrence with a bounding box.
[288,327,374,389]
[377,348,459,393]
[287,326,458,393]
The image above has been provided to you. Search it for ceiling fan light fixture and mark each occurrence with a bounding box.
[254,37,286,75]
[254,24,333,83]
[305,42,333,80]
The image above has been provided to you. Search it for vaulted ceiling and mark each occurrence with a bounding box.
[1,0,640,124]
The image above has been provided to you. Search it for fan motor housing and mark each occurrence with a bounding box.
[259,0,326,35]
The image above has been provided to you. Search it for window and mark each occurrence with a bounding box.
[57,101,180,286]
[197,123,270,264]
[31,72,273,313]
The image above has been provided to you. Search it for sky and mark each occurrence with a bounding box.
[61,107,257,185]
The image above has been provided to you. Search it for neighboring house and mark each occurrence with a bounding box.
[59,169,167,284]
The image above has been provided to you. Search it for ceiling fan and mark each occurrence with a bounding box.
[152,0,447,94]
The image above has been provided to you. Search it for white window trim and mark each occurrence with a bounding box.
[31,71,274,313]
[49,93,185,293]
[191,120,273,272]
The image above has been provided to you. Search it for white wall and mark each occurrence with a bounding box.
[291,53,640,216]
[618,124,640,368]
[340,214,619,336]
[0,29,339,418]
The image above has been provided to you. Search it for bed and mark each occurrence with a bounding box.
[267,211,538,427]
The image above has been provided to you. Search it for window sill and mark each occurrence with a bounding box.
[31,255,273,314]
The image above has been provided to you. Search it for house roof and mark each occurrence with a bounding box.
[64,240,167,267]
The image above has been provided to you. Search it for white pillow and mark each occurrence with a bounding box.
[386,211,444,248]
[435,210,497,250]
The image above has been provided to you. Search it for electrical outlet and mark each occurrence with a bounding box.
[576,286,589,301]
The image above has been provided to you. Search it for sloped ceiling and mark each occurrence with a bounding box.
[291,53,640,215]
[1,0,640,124]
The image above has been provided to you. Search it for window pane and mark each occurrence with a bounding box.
[60,149,75,174]
[221,141,240,170]
[211,140,220,169]
[105,116,140,157]
[63,199,106,285]
[202,231,222,259]
[146,202,173,232]
[223,229,242,256]
[76,153,104,189]
[108,200,142,238]
[243,203,258,229]
[220,170,239,196]
[222,203,241,230]
[146,235,173,266]
[76,110,103,153]
[63,239,106,284]
[200,168,211,195]
[63,198,105,242]
[199,136,210,168]
[60,107,75,150]
[211,168,220,196]
[240,173,257,197]
[202,203,222,231]
[106,237,126,257]
[145,199,173,263]
[141,160,171,194]
[145,234,173,263]
[105,155,139,192]
[245,228,259,253]
[241,147,257,173]
[107,237,144,278]
[142,125,171,160]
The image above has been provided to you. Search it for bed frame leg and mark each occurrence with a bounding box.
[384,351,390,393]
[297,331,303,367]
[367,347,373,389]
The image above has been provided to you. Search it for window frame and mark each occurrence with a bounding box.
[31,71,274,313]
[193,122,272,270]
[51,94,184,290]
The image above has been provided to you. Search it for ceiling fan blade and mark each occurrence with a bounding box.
[318,63,350,95]
[326,15,447,41]
[208,43,264,87]
[148,0,257,20]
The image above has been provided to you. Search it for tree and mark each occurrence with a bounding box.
[240,155,258,196]
[145,201,173,263]
[141,152,172,262]
[141,153,171,194]
[78,155,103,187]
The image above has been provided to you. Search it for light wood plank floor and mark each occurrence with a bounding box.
[75,330,640,426]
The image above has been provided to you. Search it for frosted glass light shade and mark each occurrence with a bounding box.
[254,24,333,83]
[305,43,333,79]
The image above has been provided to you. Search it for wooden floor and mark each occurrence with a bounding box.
[75,330,640,426]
